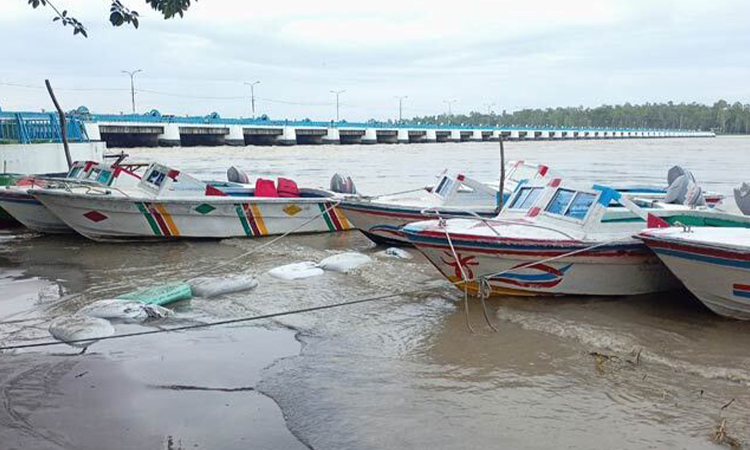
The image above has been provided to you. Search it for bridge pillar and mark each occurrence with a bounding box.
[324,128,340,144]
[83,123,101,141]
[278,126,297,145]
[470,130,482,141]
[362,128,377,144]
[449,130,461,142]
[537,131,550,139]
[397,129,409,144]
[424,129,437,143]
[510,130,521,140]
[158,123,181,147]
[226,125,245,146]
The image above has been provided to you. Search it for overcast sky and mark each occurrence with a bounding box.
[1,0,749,121]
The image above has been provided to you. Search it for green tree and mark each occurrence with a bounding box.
[27,0,195,37]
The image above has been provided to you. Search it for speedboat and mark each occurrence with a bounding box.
[30,163,353,242]
[403,178,686,296]
[0,160,144,234]
[403,172,750,297]
[340,161,553,246]
[638,228,750,319]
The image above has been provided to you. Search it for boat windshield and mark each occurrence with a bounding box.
[509,187,543,210]
[96,170,112,185]
[434,176,456,198]
[67,166,83,179]
[545,188,597,219]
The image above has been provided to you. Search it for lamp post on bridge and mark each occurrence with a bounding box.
[443,99,456,116]
[244,81,260,118]
[330,89,346,121]
[121,69,142,114]
[395,95,408,123]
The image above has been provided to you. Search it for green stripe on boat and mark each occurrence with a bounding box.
[318,203,335,231]
[136,202,162,236]
[235,204,253,236]
[118,282,193,306]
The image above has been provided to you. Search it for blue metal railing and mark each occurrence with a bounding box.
[0,111,89,144]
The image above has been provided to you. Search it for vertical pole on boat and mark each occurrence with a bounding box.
[497,137,505,213]
[45,79,73,169]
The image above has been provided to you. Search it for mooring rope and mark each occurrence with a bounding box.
[0,217,641,349]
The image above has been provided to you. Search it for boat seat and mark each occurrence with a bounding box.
[255,178,279,197]
[277,177,300,198]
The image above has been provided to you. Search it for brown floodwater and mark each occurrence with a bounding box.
[1,137,750,449]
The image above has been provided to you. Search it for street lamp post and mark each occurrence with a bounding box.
[443,99,457,116]
[330,89,346,121]
[121,69,142,114]
[395,95,408,123]
[244,81,260,117]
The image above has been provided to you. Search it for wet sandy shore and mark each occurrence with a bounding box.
[0,320,307,450]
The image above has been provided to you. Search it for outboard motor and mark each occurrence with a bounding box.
[227,166,250,184]
[330,173,357,194]
[734,182,750,215]
[664,165,706,207]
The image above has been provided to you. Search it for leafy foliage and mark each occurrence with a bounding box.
[28,0,197,37]
[145,0,193,19]
[410,100,750,133]
[109,0,139,28]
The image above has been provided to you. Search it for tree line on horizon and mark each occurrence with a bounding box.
[408,100,750,133]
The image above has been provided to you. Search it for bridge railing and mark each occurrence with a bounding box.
[0,112,89,144]
[75,112,703,133]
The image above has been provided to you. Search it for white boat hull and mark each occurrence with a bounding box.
[641,234,750,319]
[0,191,72,234]
[404,227,678,296]
[33,191,352,242]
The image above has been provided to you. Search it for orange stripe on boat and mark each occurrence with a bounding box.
[155,204,180,236]
[250,204,268,235]
[332,207,351,229]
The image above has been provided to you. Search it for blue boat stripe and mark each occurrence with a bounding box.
[653,248,750,269]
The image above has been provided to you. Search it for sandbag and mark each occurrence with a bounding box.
[189,275,259,298]
[268,261,324,280]
[78,299,172,321]
[317,252,371,273]
[48,315,115,348]
[378,247,412,259]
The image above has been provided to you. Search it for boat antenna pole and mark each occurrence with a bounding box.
[497,137,505,213]
[45,79,73,169]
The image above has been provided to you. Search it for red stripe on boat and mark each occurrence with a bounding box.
[326,202,343,230]
[147,204,172,236]
[242,204,261,236]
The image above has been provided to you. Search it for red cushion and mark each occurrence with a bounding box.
[255,178,278,197]
[277,177,300,198]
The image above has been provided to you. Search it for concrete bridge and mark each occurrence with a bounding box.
[73,110,715,148]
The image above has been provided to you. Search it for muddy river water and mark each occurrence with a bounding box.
[1,137,750,449]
